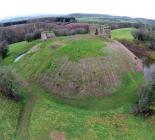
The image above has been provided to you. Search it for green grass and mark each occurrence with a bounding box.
[112,28,134,40]
[13,37,106,79]
[0,95,22,140]
[150,51,155,59]
[28,77,155,140]
[51,39,105,61]
[2,40,41,65]
[2,35,155,140]
[42,72,143,111]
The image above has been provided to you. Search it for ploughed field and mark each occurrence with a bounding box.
[1,34,155,140]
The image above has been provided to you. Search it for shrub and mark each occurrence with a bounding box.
[138,82,153,111]
[25,29,42,42]
[72,27,88,34]
[25,33,33,42]
[0,22,56,44]
[0,67,21,101]
[132,29,155,41]
[54,28,70,36]
[132,82,153,115]
[53,23,89,36]
[54,27,88,36]
[149,41,155,50]
[132,28,155,51]
[33,29,42,39]
[0,40,8,59]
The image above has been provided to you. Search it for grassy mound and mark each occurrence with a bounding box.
[39,39,142,98]
[1,35,150,140]
[9,35,143,108]
[11,36,142,98]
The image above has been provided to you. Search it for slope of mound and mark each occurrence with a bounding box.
[107,40,143,72]
[11,35,143,109]
[38,39,143,98]
[1,35,149,139]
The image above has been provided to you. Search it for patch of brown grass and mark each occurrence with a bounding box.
[38,40,143,98]
[50,131,66,140]
[39,57,121,97]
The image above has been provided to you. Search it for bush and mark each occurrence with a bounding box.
[25,33,34,42]
[132,82,153,115]
[0,22,56,44]
[25,29,42,42]
[132,28,155,51]
[0,40,8,59]
[53,23,89,36]
[138,82,153,111]
[33,29,42,39]
[132,29,155,41]
[54,28,70,36]
[149,41,155,50]
[72,27,88,34]
[0,67,21,101]
[54,27,88,36]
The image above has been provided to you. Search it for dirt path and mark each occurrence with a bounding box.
[14,43,42,62]
[16,92,36,140]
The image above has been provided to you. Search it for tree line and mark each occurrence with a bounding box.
[132,26,155,50]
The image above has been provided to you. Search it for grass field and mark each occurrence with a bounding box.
[0,95,22,139]
[1,35,155,140]
[112,28,134,40]
[2,40,41,65]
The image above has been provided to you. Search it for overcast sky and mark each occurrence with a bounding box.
[0,0,155,19]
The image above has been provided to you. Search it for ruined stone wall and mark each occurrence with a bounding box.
[41,31,56,40]
[89,24,111,38]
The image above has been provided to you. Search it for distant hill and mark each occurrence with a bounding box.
[0,16,76,27]
[0,16,35,23]
[69,13,155,25]
[1,13,155,26]
[0,14,60,23]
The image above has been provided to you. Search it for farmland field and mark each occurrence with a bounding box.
[112,28,134,40]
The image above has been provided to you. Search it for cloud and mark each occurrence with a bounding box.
[0,0,155,19]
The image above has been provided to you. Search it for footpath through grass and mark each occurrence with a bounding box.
[2,40,41,65]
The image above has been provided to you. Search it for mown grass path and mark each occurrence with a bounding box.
[16,92,36,140]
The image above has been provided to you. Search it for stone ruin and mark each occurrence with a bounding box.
[41,24,111,40]
[41,31,56,41]
[89,24,111,38]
